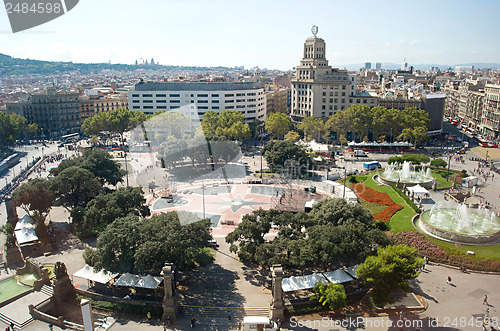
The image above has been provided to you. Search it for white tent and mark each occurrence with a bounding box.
[407,184,429,194]
[114,273,140,287]
[305,199,318,209]
[344,264,360,279]
[73,265,118,284]
[135,275,163,289]
[15,218,35,231]
[281,274,327,292]
[14,227,38,245]
[322,269,355,284]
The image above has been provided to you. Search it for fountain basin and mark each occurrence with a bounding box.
[419,208,500,245]
[379,161,434,188]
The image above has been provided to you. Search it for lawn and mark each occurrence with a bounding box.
[431,168,456,189]
[429,238,500,261]
[359,171,417,232]
[358,200,387,216]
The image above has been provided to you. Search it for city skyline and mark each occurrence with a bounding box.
[1,0,499,70]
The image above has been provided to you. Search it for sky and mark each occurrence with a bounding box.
[0,0,499,70]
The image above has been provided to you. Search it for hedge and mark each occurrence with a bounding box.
[392,185,421,213]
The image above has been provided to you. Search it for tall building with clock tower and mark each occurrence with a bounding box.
[290,26,357,121]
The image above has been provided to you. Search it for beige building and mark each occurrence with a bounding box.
[79,95,128,123]
[290,27,355,121]
[266,85,290,114]
[482,84,500,139]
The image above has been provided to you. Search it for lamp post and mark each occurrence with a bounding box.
[124,151,129,187]
[202,182,206,219]
[446,151,452,181]
[342,166,347,199]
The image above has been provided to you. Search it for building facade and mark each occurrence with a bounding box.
[128,82,266,124]
[482,84,500,139]
[290,34,354,119]
[7,87,80,138]
[79,95,128,123]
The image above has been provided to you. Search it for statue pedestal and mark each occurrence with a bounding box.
[269,265,285,321]
[161,263,178,323]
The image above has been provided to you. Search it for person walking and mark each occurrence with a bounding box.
[227,311,231,320]
[484,295,488,305]
[190,316,196,328]
[447,275,452,285]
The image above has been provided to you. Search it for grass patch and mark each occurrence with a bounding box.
[358,200,387,216]
[431,168,456,189]
[359,172,417,232]
[428,237,500,261]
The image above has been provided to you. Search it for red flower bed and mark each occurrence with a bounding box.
[351,183,403,222]
[392,231,500,272]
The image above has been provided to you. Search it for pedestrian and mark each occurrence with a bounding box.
[486,308,490,317]
[227,310,231,320]
[10,322,14,331]
[48,324,53,331]
[190,316,196,328]
[447,275,451,285]
[147,311,151,321]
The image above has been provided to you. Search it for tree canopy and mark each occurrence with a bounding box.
[0,112,37,149]
[84,211,213,273]
[201,110,250,141]
[261,140,312,169]
[11,178,55,225]
[311,281,347,311]
[52,148,125,186]
[226,199,390,269]
[356,244,423,306]
[74,186,150,236]
[265,112,291,139]
[50,166,102,208]
[82,107,146,138]
[297,116,324,141]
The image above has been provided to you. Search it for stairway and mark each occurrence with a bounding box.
[0,311,33,329]
[40,284,54,296]
[181,305,269,318]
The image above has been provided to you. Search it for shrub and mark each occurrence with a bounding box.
[373,220,390,231]
[430,159,447,168]
[388,154,430,165]
[392,186,421,213]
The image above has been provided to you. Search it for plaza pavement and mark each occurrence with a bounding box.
[1,140,500,330]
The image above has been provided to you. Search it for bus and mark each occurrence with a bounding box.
[60,133,80,143]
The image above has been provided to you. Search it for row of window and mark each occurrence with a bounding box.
[132,92,260,98]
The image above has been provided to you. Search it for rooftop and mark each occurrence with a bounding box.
[134,81,263,92]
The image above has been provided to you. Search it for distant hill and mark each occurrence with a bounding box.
[0,53,231,76]
[335,62,500,71]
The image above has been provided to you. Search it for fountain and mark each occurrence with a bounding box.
[378,161,434,188]
[418,201,500,244]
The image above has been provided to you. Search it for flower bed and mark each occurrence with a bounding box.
[352,183,403,222]
[392,231,500,272]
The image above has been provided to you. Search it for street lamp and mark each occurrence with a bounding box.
[124,151,129,187]
[446,152,452,181]
[202,182,206,219]
[342,166,347,199]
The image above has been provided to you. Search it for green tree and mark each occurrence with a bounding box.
[51,166,102,208]
[265,112,291,139]
[53,148,125,186]
[0,112,37,149]
[431,159,447,168]
[356,244,424,307]
[311,281,347,310]
[11,178,55,226]
[82,107,146,143]
[84,211,212,273]
[297,116,324,141]
[225,210,272,264]
[284,131,301,142]
[201,109,251,141]
[261,140,312,169]
[201,111,219,141]
[78,186,150,236]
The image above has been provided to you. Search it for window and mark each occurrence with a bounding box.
[132,106,140,109]
[322,92,326,96]
[143,100,153,103]
[197,100,208,103]
[237,105,245,109]
[226,106,234,109]
[157,105,167,109]
[198,112,206,116]
[211,94,219,97]
[190,94,194,97]
[342,86,346,90]
[143,94,153,97]
[322,105,326,110]
[236,93,245,96]
[247,92,256,96]
[170,94,180,97]
[132,100,140,103]
[342,92,346,96]
[197,94,208,97]
[199,106,208,109]
[247,110,256,114]
[212,100,219,103]
[132,94,139,97]
[236,99,245,102]
[156,100,167,103]
[143,106,153,109]
[248,98,256,102]
[342,99,345,103]
[212,106,219,109]
[171,106,180,109]
[225,93,234,97]
[170,100,180,103]
[225,100,234,103]
[156,94,166,97]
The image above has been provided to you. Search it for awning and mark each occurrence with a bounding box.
[407,184,429,194]
[281,274,327,292]
[322,269,355,284]
[135,274,162,289]
[305,199,318,209]
[344,264,360,279]
[15,215,35,231]
[73,265,118,284]
[114,273,141,287]
[14,227,38,245]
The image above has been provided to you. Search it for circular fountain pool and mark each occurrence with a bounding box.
[379,161,434,188]
[418,201,500,244]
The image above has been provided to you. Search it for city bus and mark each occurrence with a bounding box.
[60,133,80,143]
